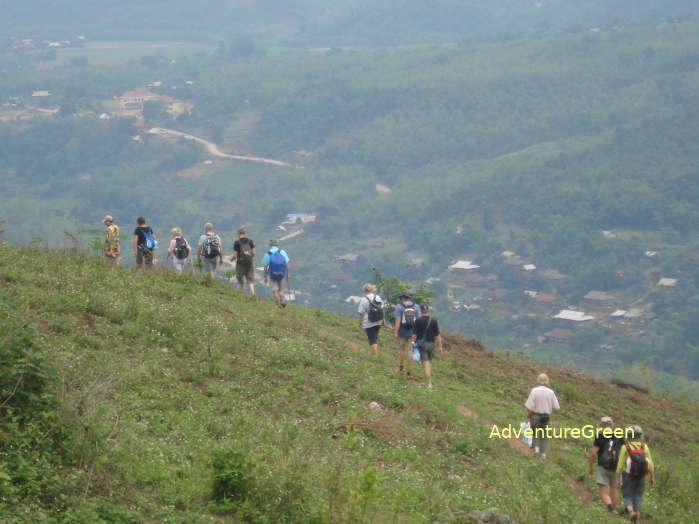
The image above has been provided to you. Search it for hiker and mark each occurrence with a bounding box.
[616,425,654,523]
[103,215,121,267]
[197,223,223,279]
[132,216,157,269]
[167,227,190,275]
[392,292,420,377]
[229,227,256,296]
[588,416,624,514]
[262,239,290,307]
[357,284,384,356]
[411,303,443,390]
[524,373,560,459]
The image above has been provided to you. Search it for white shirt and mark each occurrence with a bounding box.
[358,293,383,329]
[525,385,560,415]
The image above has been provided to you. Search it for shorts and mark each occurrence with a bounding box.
[236,263,255,284]
[397,325,414,339]
[173,257,186,272]
[596,466,616,487]
[202,257,218,273]
[136,249,154,268]
[418,341,435,362]
[365,325,381,345]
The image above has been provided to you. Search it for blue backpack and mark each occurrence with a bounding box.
[268,250,287,280]
[140,227,158,252]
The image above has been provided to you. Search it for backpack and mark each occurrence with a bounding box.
[237,238,254,266]
[599,438,620,470]
[401,302,417,329]
[202,234,221,258]
[625,443,649,478]
[416,317,433,349]
[268,249,287,280]
[140,227,157,252]
[174,236,189,260]
[366,295,384,323]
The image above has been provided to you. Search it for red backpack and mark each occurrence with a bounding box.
[625,443,649,478]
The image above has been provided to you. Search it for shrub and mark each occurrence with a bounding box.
[210,444,254,503]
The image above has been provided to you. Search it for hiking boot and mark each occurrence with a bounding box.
[398,365,404,374]
[630,512,639,523]
[426,383,433,391]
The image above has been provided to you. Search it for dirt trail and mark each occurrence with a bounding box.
[458,406,593,505]
[155,127,292,167]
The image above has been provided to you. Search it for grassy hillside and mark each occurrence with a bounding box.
[1,244,698,522]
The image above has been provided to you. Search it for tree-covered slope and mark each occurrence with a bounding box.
[1,245,698,522]
[3,0,699,45]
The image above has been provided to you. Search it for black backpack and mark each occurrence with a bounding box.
[625,443,649,478]
[202,234,221,258]
[401,302,417,329]
[174,237,190,260]
[237,238,254,266]
[367,295,384,323]
[599,438,620,470]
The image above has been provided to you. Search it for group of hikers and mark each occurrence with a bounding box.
[104,215,656,520]
[525,374,655,522]
[102,215,291,307]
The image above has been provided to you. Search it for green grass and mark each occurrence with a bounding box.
[1,245,698,522]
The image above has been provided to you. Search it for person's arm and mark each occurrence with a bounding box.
[435,333,444,355]
[132,234,138,256]
[646,446,655,486]
[552,393,560,412]
[218,236,224,263]
[197,237,203,259]
[616,445,627,476]
[229,242,238,262]
[525,392,535,420]
[588,445,600,475]
[167,238,175,257]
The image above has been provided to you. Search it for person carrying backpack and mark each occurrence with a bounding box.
[588,416,624,514]
[167,227,190,275]
[197,222,223,280]
[229,227,256,296]
[616,425,655,523]
[132,216,157,269]
[357,284,384,356]
[524,373,560,459]
[262,239,289,307]
[410,303,443,390]
[103,215,121,267]
[392,292,420,377]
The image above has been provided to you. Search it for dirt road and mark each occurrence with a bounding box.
[154,127,291,167]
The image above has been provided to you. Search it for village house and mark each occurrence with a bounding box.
[657,278,678,287]
[448,260,481,272]
[553,310,595,322]
[540,269,566,280]
[335,253,359,263]
[119,88,193,115]
[534,293,556,305]
[584,290,614,302]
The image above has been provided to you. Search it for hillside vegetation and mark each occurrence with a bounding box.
[1,245,698,522]
[4,1,699,45]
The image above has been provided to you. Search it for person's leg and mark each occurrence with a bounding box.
[145,251,154,269]
[609,473,619,507]
[404,338,413,376]
[422,360,432,386]
[136,250,144,268]
[397,337,406,372]
[621,473,634,514]
[247,267,256,296]
[632,477,645,520]
[114,254,121,267]
[596,467,613,508]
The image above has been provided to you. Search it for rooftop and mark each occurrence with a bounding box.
[553,310,595,322]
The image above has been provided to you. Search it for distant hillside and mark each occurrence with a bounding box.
[3,0,699,45]
[1,245,699,522]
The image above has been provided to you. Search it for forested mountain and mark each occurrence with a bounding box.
[2,17,699,395]
[3,0,699,45]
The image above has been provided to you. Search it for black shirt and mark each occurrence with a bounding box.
[233,238,255,263]
[413,316,440,342]
[593,435,624,467]
[133,226,153,246]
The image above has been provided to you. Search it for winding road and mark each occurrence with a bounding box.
[154,127,291,167]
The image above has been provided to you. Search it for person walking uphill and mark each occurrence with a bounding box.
[357,284,384,356]
[524,373,560,459]
[197,223,223,280]
[103,215,121,267]
[411,304,443,390]
[167,227,190,275]
[229,228,256,296]
[588,416,624,514]
[393,292,420,377]
[616,425,654,523]
[132,216,157,269]
[262,240,290,307]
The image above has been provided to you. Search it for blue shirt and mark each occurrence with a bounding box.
[262,247,289,266]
